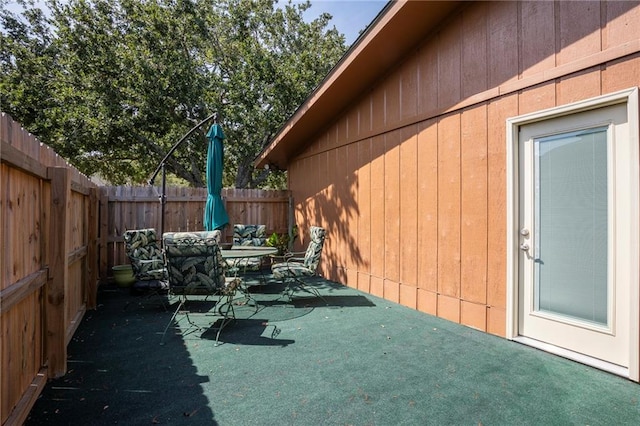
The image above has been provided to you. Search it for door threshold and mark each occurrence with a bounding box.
[512,336,629,379]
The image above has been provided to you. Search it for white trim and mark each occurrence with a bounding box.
[513,336,629,378]
[505,118,519,339]
[626,88,640,382]
[506,87,640,381]
[509,88,638,126]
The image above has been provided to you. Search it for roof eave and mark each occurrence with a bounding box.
[255,0,462,170]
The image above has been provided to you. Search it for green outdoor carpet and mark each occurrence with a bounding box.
[25,274,640,425]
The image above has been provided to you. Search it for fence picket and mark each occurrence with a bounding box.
[1,113,292,424]
[104,186,291,266]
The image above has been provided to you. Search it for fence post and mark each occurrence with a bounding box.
[86,187,99,309]
[46,167,70,378]
[98,189,109,283]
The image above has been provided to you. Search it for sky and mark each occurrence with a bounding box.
[4,0,388,45]
[295,0,388,45]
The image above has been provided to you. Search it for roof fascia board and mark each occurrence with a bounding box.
[256,0,462,169]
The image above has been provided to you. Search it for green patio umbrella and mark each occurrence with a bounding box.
[204,123,229,231]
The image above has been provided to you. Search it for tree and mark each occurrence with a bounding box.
[0,0,61,145]
[0,0,347,187]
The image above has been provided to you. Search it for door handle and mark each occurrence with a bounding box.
[520,243,530,251]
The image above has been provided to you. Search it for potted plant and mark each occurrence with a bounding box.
[266,226,298,256]
[112,264,136,287]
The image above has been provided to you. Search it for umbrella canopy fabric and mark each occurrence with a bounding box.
[204,123,229,231]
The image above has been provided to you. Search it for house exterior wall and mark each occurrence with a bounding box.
[288,1,640,337]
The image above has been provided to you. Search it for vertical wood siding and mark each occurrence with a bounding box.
[288,0,640,336]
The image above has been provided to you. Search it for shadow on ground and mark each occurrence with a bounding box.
[25,287,217,425]
[26,275,640,425]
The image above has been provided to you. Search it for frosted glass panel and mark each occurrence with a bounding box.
[534,127,608,325]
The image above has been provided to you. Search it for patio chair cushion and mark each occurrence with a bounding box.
[163,231,221,255]
[271,226,326,279]
[272,262,314,278]
[123,228,166,281]
[163,231,237,295]
[233,224,267,246]
[161,231,241,346]
[271,226,326,301]
[301,226,326,273]
[232,224,266,271]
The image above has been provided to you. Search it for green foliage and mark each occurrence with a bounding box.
[266,225,297,255]
[0,0,347,187]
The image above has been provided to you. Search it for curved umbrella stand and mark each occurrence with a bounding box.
[148,112,223,239]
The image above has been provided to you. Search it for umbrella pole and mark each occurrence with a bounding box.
[148,112,218,186]
[160,163,167,243]
[147,111,218,241]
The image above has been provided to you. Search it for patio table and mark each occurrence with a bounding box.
[221,246,278,266]
[221,246,278,305]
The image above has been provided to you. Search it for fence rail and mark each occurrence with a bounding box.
[103,186,291,268]
[1,113,98,425]
[1,113,291,425]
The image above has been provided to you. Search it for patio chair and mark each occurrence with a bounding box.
[123,228,169,297]
[161,231,241,346]
[232,224,267,272]
[271,226,327,302]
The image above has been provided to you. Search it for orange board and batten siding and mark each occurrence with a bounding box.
[288,1,640,337]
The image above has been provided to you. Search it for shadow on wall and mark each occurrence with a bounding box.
[293,148,366,287]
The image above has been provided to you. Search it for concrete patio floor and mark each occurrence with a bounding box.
[25,273,640,425]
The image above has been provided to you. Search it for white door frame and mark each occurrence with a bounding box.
[506,87,640,381]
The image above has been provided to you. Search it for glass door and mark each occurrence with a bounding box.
[518,103,630,371]
[533,127,609,325]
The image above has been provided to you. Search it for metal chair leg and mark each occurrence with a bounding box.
[214,293,236,346]
[282,276,328,305]
[160,296,185,345]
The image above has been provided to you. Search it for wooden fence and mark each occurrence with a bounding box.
[0,113,99,425]
[1,113,291,425]
[103,186,291,269]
